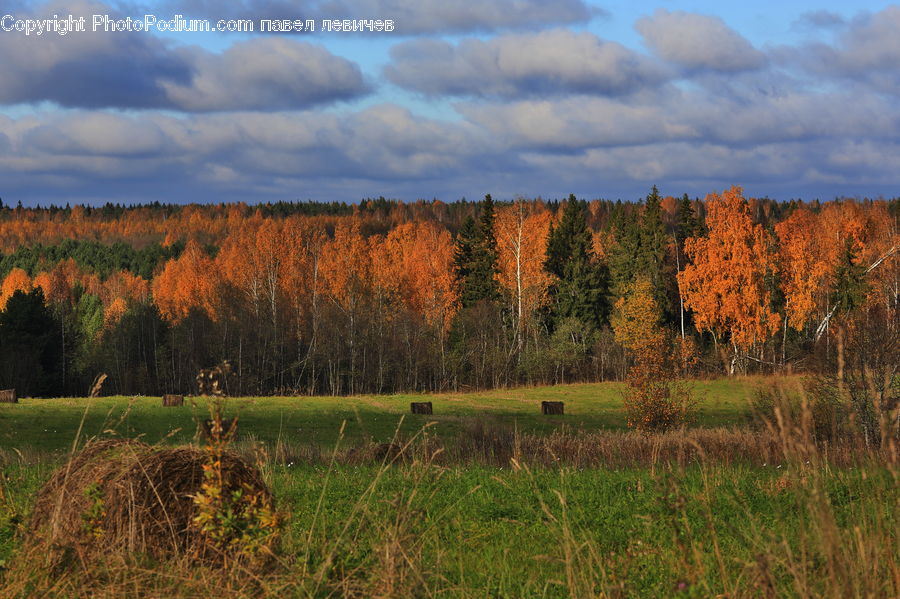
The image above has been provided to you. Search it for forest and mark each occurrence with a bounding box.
[0,187,896,398]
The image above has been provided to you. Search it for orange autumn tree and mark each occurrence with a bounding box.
[32,258,81,310]
[775,207,832,334]
[320,220,372,312]
[217,221,265,321]
[152,240,220,322]
[100,270,151,328]
[818,200,898,317]
[1,268,32,309]
[373,221,458,332]
[678,186,781,373]
[318,220,373,394]
[104,297,129,329]
[494,200,554,350]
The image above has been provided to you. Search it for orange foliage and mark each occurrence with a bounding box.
[775,208,831,331]
[818,200,898,310]
[494,201,553,331]
[679,186,781,351]
[319,220,372,312]
[279,218,327,329]
[0,196,892,374]
[104,297,128,328]
[33,259,81,307]
[102,270,150,306]
[372,221,458,330]
[216,215,290,323]
[1,268,32,309]
[152,240,220,321]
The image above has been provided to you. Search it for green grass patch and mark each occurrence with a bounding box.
[0,376,783,455]
[1,460,896,597]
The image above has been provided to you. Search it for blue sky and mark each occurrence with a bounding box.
[0,0,899,205]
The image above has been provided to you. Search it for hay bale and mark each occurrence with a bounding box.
[0,389,16,403]
[27,438,272,563]
[162,394,184,407]
[541,401,564,415]
[410,401,432,415]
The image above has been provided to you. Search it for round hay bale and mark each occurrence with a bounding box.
[27,438,274,564]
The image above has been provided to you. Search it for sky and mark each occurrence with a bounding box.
[1,0,899,206]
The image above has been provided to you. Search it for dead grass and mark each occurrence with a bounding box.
[14,437,273,578]
[249,418,893,470]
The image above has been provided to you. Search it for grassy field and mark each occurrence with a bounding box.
[1,375,897,598]
[0,376,774,454]
[2,458,897,597]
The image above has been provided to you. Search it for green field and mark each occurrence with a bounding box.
[0,376,774,454]
[1,376,897,598]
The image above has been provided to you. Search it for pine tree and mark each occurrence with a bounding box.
[608,186,670,318]
[453,216,477,288]
[607,205,641,298]
[0,288,63,396]
[544,194,609,329]
[636,186,671,321]
[454,195,501,308]
[831,238,867,316]
[675,194,701,242]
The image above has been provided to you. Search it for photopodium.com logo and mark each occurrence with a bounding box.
[0,13,395,35]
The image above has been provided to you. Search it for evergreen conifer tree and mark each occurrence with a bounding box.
[637,186,670,320]
[832,238,867,315]
[454,194,501,308]
[544,194,609,329]
[608,187,668,299]
[675,193,701,242]
[607,203,641,298]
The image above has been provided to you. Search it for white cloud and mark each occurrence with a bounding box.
[385,29,667,98]
[636,9,766,72]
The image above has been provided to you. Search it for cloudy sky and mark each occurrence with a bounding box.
[1,0,899,205]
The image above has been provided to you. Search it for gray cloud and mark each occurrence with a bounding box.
[786,6,900,96]
[636,9,766,72]
[5,81,900,206]
[150,0,594,35]
[165,39,369,112]
[5,5,900,204]
[0,0,369,111]
[0,105,495,198]
[0,0,190,108]
[385,30,666,98]
[457,89,900,153]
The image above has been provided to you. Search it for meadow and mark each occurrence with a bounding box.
[0,376,898,598]
[0,377,766,454]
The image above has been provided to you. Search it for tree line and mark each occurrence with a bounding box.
[0,188,896,398]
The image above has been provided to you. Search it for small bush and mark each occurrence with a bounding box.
[623,361,695,432]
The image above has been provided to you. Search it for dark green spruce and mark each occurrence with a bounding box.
[544,194,610,330]
[455,194,501,308]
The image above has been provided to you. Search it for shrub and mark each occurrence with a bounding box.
[622,349,695,432]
